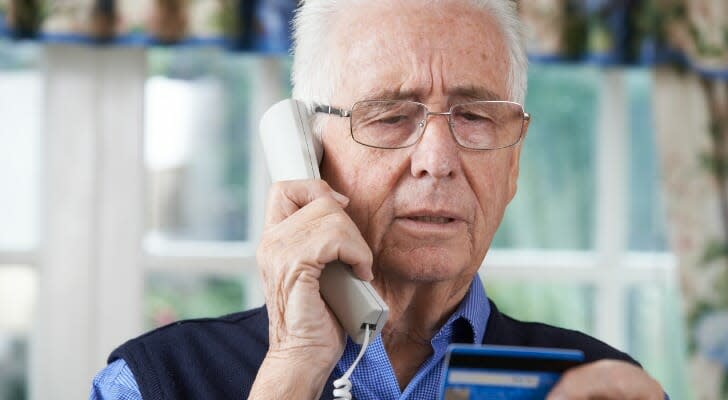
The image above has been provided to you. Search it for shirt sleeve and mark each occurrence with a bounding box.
[89,359,143,400]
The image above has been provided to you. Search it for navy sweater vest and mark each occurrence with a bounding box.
[109,300,637,400]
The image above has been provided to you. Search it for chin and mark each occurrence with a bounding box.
[376,247,471,283]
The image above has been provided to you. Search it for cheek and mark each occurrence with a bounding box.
[349,158,404,245]
[320,120,367,194]
[321,141,405,246]
[466,154,515,237]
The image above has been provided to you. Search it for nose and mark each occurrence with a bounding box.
[409,112,460,179]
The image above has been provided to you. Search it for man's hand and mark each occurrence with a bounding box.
[249,180,373,399]
[547,359,664,400]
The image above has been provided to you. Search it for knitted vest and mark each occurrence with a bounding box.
[109,300,636,400]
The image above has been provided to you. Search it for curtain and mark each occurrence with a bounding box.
[653,2,728,399]
[653,69,727,400]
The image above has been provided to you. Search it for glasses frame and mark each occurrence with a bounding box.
[314,100,531,150]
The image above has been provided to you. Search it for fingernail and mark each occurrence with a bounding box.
[330,191,349,205]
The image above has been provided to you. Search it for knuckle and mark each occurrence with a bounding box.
[364,248,374,265]
[260,222,324,274]
[314,240,337,264]
[310,196,340,212]
[268,181,286,196]
[312,179,332,193]
[325,216,354,240]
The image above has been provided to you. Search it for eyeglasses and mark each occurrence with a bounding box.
[315,100,530,150]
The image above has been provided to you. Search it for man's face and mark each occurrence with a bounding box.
[320,0,525,284]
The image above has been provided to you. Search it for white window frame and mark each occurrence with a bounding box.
[0,47,676,400]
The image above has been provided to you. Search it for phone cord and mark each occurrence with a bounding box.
[332,324,372,400]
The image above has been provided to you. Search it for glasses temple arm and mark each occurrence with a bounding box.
[314,105,351,118]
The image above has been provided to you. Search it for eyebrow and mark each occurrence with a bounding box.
[359,88,420,102]
[449,85,503,101]
[358,85,504,103]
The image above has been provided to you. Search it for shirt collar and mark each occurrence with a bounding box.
[432,276,490,345]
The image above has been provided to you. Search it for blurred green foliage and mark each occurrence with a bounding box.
[483,279,594,333]
[145,273,245,328]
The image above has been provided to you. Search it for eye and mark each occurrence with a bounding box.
[461,112,487,121]
[376,115,409,124]
[459,110,497,122]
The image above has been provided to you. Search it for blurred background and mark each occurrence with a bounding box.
[0,0,727,399]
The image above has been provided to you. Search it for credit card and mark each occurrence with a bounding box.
[439,345,584,400]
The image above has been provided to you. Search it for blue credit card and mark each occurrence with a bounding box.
[439,345,584,400]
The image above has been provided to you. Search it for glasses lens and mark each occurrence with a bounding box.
[451,102,524,149]
[351,101,425,149]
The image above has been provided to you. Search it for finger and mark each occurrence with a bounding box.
[546,366,603,400]
[546,360,663,400]
[274,201,373,280]
[257,196,355,285]
[265,179,349,226]
[318,229,373,281]
[548,361,622,400]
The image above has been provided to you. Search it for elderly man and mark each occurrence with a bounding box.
[91,1,666,399]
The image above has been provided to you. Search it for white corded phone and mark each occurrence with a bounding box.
[258,99,390,346]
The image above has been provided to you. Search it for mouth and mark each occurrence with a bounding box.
[394,212,465,237]
[397,208,466,225]
[404,216,456,224]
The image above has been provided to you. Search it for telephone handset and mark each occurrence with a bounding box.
[259,99,389,345]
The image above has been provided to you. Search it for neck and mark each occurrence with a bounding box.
[371,272,474,390]
[375,275,472,338]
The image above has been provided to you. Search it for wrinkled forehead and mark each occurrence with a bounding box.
[329,0,510,106]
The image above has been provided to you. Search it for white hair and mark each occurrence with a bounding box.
[291,0,528,134]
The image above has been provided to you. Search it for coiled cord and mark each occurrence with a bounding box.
[332,324,372,400]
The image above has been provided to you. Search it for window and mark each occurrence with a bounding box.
[484,65,686,397]
[0,39,42,400]
[0,40,41,251]
[493,65,599,250]
[146,48,255,243]
[143,49,293,328]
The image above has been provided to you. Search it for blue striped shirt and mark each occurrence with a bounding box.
[89,277,490,400]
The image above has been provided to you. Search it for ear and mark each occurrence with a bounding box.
[506,118,529,201]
